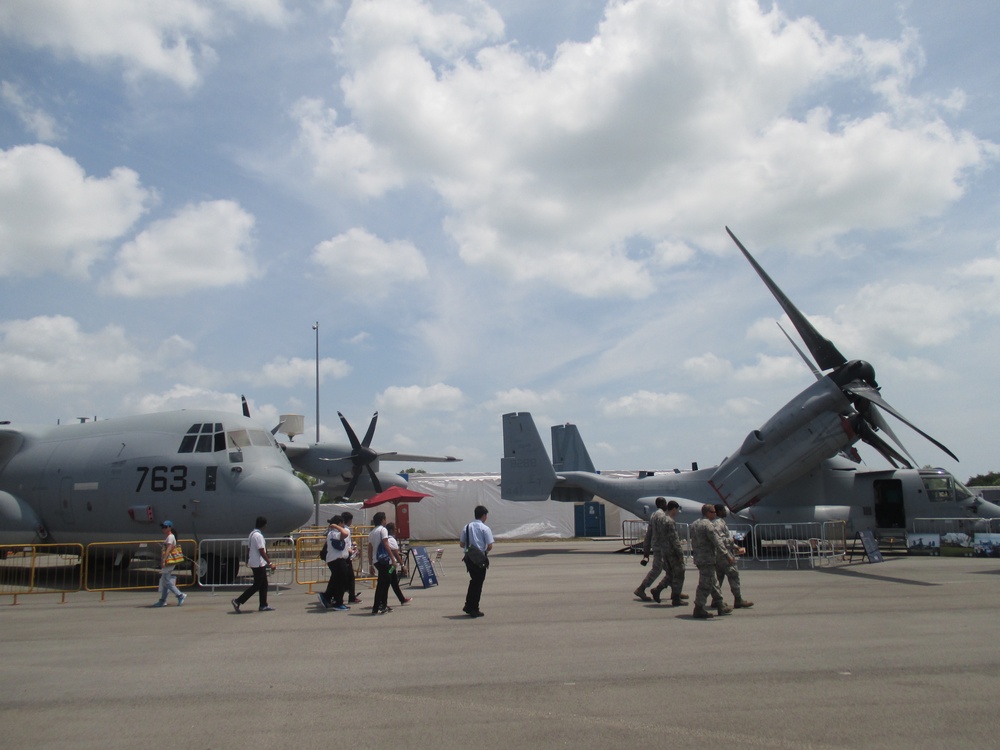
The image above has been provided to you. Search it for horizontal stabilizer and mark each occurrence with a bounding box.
[501,412,557,502]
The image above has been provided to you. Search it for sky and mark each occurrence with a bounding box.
[1,0,998,484]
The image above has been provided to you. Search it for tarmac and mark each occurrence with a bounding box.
[3,540,999,750]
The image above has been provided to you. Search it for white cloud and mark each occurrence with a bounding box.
[0,145,153,277]
[255,356,351,387]
[311,227,428,299]
[1,80,61,141]
[484,388,564,413]
[128,384,244,414]
[0,0,214,88]
[376,382,465,411]
[304,0,995,298]
[0,0,292,88]
[599,390,693,417]
[292,98,406,197]
[104,200,260,297]
[0,315,144,392]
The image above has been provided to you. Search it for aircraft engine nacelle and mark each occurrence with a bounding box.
[0,490,47,545]
[709,410,855,512]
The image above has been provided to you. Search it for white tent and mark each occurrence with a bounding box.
[315,473,576,539]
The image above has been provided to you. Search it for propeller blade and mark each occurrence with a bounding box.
[866,403,917,468]
[338,412,361,451]
[241,395,251,418]
[343,468,361,499]
[366,464,383,494]
[777,321,822,380]
[727,227,848,371]
[842,381,958,462]
[855,418,912,469]
[361,412,378,448]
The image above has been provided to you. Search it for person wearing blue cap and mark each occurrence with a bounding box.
[154,520,186,607]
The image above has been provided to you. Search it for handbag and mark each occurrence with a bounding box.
[464,524,489,568]
[165,545,184,566]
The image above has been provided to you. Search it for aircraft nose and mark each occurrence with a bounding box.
[236,467,314,533]
[970,497,1000,520]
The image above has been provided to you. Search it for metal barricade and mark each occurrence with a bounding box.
[196,537,295,591]
[753,522,824,567]
[295,534,328,590]
[622,520,646,552]
[817,521,848,564]
[83,540,197,599]
[1,544,84,604]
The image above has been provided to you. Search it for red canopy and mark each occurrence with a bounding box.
[362,486,431,508]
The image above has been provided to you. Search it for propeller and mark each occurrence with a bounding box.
[338,411,383,498]
[726,227,958,467]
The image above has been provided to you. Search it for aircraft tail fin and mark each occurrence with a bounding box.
[550,423,595,503]
[501,412,557,502]
[551,423,595,473]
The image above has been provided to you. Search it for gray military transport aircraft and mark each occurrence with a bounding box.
[500,229,1000,534]
[0,409,315,580]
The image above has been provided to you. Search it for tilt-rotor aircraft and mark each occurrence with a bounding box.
[242,398,461,499]
[501,229,1000,533]
[0,410,315,579]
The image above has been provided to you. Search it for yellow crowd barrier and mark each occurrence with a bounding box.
[295,526,377,593]
[0,543,84,604]
[84,539,197,600]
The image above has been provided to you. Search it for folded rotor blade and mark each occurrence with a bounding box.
[855,419,912,469]
[866,403,917,468]
[727,227,847,372]
[777,321,822,380]
[843,381,958,462]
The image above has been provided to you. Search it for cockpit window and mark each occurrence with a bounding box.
[227,430,251,449]
[248,429,275,447]
[179,423,228,453]
[921,472,955,503]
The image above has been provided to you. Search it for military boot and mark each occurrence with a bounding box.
[671,595,683,606]
[734,598,754,608]
[716,602,733,616]
[692,605,714,619]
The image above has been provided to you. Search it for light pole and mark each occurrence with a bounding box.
[313,321,320,443]
[312,321,320,525]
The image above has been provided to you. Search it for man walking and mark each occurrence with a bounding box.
[650,500,688,606]
[635,497,687,604]
[713,504,753,609]
[231,516,276,613]
[459,505,493,618]
[690,504,732,619]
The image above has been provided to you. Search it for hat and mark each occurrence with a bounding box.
[161,520,174,528]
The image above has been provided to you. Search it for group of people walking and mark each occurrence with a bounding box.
[203,508,494,618]
[163,502,753,621]
[316,510,412,614]
[635,499,753,619]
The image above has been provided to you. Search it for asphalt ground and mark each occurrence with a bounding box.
[2,540,999,750]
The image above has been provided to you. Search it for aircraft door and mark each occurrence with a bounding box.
[873,479,906,529]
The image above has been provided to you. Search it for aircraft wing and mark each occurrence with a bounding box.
[377,453,461,463]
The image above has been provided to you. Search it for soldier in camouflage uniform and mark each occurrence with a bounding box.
[690,504,733,619]
[650,500,687,606]
[713,504,753,609]
[634,497,670,601]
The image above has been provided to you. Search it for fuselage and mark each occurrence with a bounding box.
[0,410,315,545]
[555,456,1000,533]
